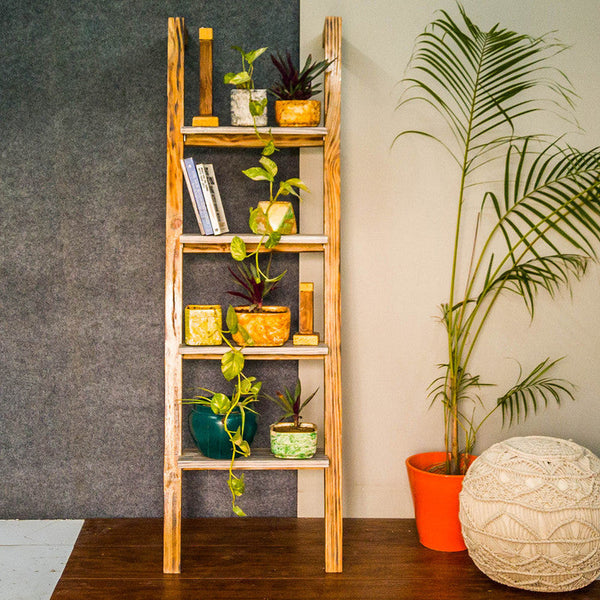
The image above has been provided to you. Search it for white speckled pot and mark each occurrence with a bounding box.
[270,422,317,459]
[230,89,267,126]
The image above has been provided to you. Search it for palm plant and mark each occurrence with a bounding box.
[395,6,600,474]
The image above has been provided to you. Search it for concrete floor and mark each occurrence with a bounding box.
[0,520,83,600]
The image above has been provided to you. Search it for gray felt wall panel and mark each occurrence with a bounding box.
[0,0,300,518]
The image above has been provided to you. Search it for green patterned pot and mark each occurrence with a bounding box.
[270,422,317,459]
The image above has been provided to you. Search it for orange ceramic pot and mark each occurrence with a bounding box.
[231,306,290,347]
[275,100,321,127]
[406,452,476,552]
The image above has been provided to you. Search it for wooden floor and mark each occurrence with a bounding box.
[51,518,600,599]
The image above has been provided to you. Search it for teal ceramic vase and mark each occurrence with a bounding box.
[189,405,257,459]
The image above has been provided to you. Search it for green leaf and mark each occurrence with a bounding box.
[244,47,267,64]
[232,504,246,517]
[239,378,252,394]
[284,177,309,192]
[224,71,251,86]
[229,472,245,496]
[248,207,267,234]
[265,232,282,248]
[262,140,276,156]
[249,98,267,117]
[242,166,272,182]
[230,236,247,261]
[236,440,251,456]
[209,393,231,414]
[221,349,244,380]
[259,156,278,178]
[226,305,239,334]
[239,325,253,345]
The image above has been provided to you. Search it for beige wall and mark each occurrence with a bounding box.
[298,0,600,517]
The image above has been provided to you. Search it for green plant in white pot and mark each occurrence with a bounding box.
[224,45,268,126]
[394,3,600,538]
[263,379,319,459]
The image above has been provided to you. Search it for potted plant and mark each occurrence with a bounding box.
[182,307,262,516]
[270,51,333,127]
[224,45,268,126]
[395,7,600,550]
[227,259,291,347]
[263,379,319,459]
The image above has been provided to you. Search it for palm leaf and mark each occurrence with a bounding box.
[395,6,575,176]
[496,358,574,426]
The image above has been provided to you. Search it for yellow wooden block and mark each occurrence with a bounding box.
[185,305,222,345]
[199,28,213,40]
[293,333,320,346]
[192,115,219,127]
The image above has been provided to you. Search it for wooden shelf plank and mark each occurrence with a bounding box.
[180,341,329,360]
[182,126,327,148]
[179,448,330,470]
[181,233,327,253]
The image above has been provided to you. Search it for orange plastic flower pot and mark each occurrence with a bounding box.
[406,451,474,552]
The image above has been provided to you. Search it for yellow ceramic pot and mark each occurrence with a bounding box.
[231,306,291,347]
[184,305,222,345]
[253,201,297,235]
[274,100,321,127]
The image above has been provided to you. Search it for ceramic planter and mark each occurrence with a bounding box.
[252,201,297,235]
[184,305,222,346]
[230,89,267,126]
[270,422,317,459]
[188,405,257,459]
[231,306,290,347]
[275,100,321,127]
[406,451,476,552]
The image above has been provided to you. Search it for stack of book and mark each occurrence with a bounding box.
[180,158,229,235]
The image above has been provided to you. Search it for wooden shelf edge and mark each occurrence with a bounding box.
[180,341,329,360]
[182,126,327,148]
[181,233,327,254]
[182,126,328,135]
[179,448,330,470]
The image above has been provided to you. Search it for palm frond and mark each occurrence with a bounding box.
[395,6,575,176]
[496,357,574,426]
[483,253,589,315]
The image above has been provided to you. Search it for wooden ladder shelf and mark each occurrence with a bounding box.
[164,16,342,574]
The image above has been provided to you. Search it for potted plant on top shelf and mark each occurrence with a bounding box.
[224,45,268,126]
[270,51,334,127]
[395,6,600,551]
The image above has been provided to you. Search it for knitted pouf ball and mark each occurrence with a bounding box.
[459,436,600,592]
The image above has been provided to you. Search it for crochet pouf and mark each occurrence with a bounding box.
[459,436,600,592]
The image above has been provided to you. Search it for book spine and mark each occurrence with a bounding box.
[204,164,229,234]
[196,164,221,235]
[181,157,213,235]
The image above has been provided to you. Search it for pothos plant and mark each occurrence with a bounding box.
[182,318,260,516]
[395,6,600,475]
[185,48,310,515]
[228,55,309,311]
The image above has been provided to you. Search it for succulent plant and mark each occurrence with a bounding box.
[270,51,333,100]
[227,260,284,311]
[263,379,318,428]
